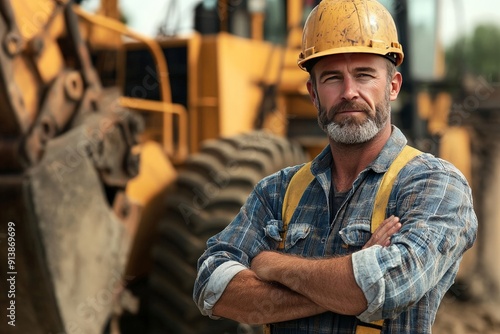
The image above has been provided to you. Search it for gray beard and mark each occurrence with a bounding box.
[314,82,391,145]
[325,117,382,144]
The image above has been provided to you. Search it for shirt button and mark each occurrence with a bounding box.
[321,238,326,243]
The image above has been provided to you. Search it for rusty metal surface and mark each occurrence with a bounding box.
[28,121,132,333]
[0,13,30,137]
[0,107,142,333]
[0,1,104,171]
[0,1,144,333]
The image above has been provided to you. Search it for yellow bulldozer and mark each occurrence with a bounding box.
[0,0,496,333]
[0,1,311,333]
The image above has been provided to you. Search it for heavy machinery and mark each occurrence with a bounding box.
[81,2,315,332]
[0,0,497,333]
[0,1,309,333]
[0,1,146,333]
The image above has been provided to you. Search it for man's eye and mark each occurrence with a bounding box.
[357,73,373,78]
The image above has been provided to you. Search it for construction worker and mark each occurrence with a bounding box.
[193,0,478,333]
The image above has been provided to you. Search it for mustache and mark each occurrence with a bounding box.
[331,100,372,114]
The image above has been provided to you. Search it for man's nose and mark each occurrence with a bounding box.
[341,77,359,100]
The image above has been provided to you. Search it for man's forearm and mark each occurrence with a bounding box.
[213,269,327,324]
[251,252,367,315]
[249,216,402,315]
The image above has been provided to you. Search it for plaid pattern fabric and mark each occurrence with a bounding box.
[194,126,477,333]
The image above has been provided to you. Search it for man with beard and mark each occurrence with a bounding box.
[193,0,478,333]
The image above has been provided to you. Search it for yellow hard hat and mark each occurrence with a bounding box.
[298,0,404,71]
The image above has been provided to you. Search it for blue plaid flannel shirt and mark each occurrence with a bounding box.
[194,126,478,333]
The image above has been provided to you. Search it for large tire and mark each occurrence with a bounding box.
[148,131,308,334]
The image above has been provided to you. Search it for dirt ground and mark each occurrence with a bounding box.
[432,296,500,334]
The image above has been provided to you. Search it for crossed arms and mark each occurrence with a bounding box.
[211,216,401,325]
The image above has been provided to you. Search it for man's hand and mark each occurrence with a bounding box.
[247,216,402,316]
[251,252,368,315]
[363,215,401,249]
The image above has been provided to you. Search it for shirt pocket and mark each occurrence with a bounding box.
[263,219,283,247]
[284,223,313,252]
[339,220,371,248]
[263,220,313,252]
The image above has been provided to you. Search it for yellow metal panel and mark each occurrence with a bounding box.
[87,24,122,49]
[287,0,303,31]
[251,12,265,40]
[124,140,177,279]
[181,33,202,153]
[428,92,452,136]
[36,35,64,83]
[262,97,287,136]
[12,0,56,40]
[417,91,432,120]
[12,57,40,125]
[10,0,64,85]
[279,47,310,93]
[418,91,452,136]
[286,0,305,49]
[49,8,65,37]
[285,94,317,118]
[355,320,384,334]
[126,141,177,206]
[197,35,220,141]
[439,126,471,184]
[216,33,281,137]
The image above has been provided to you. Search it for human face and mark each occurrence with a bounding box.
[307,53,402,145]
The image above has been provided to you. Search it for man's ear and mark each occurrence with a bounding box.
[390,72,403,101]
[306,79,318,108]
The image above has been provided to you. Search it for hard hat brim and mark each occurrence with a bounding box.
[298,46,404,71]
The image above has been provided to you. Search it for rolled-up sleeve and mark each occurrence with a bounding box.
[193,169,290,318]
[353,246,387,321]
[195,259,247,318]
[353,160,478,322]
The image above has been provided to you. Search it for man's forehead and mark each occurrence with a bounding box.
[315,53,386,71]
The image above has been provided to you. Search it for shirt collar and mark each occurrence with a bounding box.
[369,126,408,173]
[310,125,408,175]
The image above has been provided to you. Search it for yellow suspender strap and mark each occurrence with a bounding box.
[265,162,314,333]
[370,145,422,232]
[355,319,385,334]
[280,145,421,242]
[278,161,314,249]
[269,145,421,334]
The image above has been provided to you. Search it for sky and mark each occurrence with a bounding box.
[440,0,500,46]
[81,0,500,45]
[81,0,202,36]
